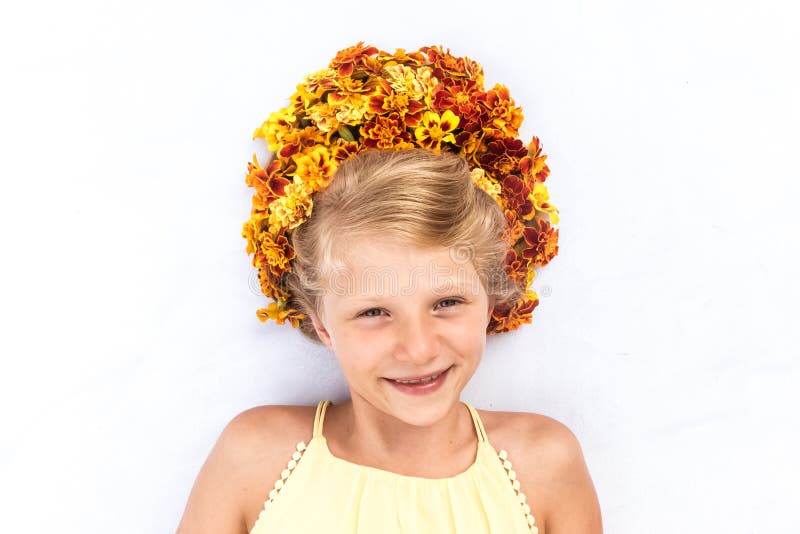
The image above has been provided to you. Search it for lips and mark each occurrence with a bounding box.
[386,365,453,384]
[384,365,452,396]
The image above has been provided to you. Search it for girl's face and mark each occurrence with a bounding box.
[310,240,495,427]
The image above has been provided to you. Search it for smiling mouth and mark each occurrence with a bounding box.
[386,365,453,384]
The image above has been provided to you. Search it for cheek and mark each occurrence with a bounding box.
[333,327,388,372]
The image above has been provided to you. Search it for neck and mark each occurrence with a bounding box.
[329,394,475,471]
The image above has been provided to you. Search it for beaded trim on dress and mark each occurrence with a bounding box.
[254,400,538,533]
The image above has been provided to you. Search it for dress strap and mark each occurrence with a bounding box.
[313,399,331,438]
[464,402,488,443]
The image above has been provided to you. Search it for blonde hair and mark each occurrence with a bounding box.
[285,148,524,344]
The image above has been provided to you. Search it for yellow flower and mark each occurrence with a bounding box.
[307,102,340,133]
[383,64,438,106]
[302,68,338,94]
[529,182,560,224]
[253,108,297,151]
[293,146,336,190]
[414,110,460,150]
[267,181,313,234]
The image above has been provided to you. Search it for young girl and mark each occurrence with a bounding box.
[177,45,602,534]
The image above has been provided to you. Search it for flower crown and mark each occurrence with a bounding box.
[242,43,559,335]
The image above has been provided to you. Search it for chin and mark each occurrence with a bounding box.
[382,389,462,427]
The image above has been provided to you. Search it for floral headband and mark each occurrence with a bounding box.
[242,43,559,335]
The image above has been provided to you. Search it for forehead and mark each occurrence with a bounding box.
[321,239,483,299]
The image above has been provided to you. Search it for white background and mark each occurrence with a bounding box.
[1,1,798,532]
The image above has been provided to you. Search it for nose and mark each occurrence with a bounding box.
[395,312,440,365]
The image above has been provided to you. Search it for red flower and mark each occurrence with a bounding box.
[431,77,487,126]
[479,137,528,179]
[503,249,529,286]
[499,175,534,219]
[522,219,559,267]
[421,45,482,80]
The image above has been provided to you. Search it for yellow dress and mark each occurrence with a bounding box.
[249,400,538,534]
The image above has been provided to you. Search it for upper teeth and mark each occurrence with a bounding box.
[395,371,443,384]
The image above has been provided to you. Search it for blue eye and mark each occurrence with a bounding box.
[359,308,384,317]
[437,298,462,308]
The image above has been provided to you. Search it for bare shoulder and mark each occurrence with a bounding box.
[478,409,603,534]
[176,404,316,534]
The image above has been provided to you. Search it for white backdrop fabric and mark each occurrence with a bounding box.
[1,1,798,533]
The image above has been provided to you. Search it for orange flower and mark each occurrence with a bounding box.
[293,146,336,190]
[488,290,539,334]
[245,156,291,208]
[499,175,534,219]
[329,41,379,76]
[360,112,413,149]
[368,78,425,127]
[421,45,476,80]
[331,140,361,162]
[503,249,529,287]
[257,267,289,300]
[256,302,306,328]
[278,126,326,158]
[522,219,559,267]
[484,84,523,137]
[519,136,550,183]
[259,230,296,271]
[414,110,459,150]
[377,47,427,67]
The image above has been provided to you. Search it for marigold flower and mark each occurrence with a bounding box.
[307,102,340,133]
[360,112,413,149]
[530,182,559,224]
[488,289,539,334]
[268,181,313,234]
[479,137,528,179]
[432,77,487,127]
[329,41,379,76]
[422,45,473,80]
[256,301,306,328]
[259,230,296,270]
[368,78,425,127]
[293,146,336,190]
[244,43,558,336]
[331,140,361,162]
[500,175,534,219]
[377,48,427,67]
[519,136,550,183]
[484,84,523,137]
[253,108,297,151]
[503,249,529,287]
[383,64,438,105]
[278,126,326,158]
[414,110,459,150]
[522,219,559,267]
[245,156,291,209]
